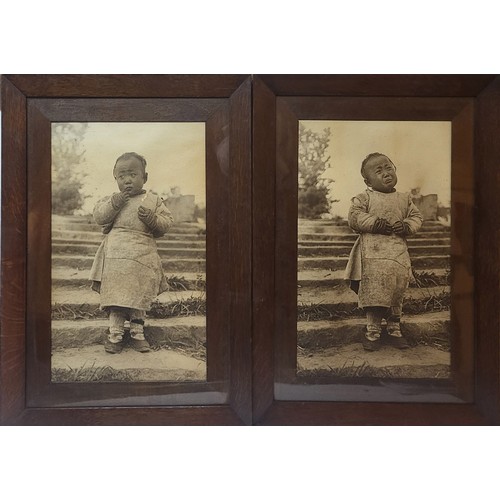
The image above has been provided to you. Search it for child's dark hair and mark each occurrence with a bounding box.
[114,152,147,174]
[361,152,396,179]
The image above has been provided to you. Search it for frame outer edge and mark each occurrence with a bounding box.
[1,77,27,424]
[252,77,277,422]
[229,77,253,424]
[475,76,500,424]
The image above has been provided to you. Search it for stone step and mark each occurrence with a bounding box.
[298,237,450,247]
[51,345,206,383]
[297,224,450,235]
[53,237,206,249]
[297,343,450,379]
[52,255,206,273]
[298,255,449,271]
[298,218,448,228]
[297,286,450,320]
[52,243,206,259]
[53,286,204,306]
[53,215,203,230]
[298,285,449,306]
[299,231,452,241]
[298,245,449,258]
[52,316,206,349]
[52,229,206,242]
[298,269,449,288]
[297,311,450,350]
[52,268,206,290]
[52,223,205,234]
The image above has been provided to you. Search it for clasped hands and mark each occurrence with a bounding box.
[372,218,410,236]
[111,192,156,228]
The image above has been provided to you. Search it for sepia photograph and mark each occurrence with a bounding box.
[296,120,452,381]
[51,122,207,383]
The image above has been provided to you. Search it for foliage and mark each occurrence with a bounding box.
[52,123,88,215]
[298,124,337,219]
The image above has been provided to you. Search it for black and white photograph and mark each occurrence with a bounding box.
[51,122,207,383]
[296,120,452,381]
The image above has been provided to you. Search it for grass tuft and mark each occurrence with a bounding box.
[52,362,133,382]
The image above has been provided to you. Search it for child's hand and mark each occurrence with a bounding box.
[138,206,157,228]
[111,191,130,209]
[373,218,392,235]
[392,220,411,236]
[392,220,405,235]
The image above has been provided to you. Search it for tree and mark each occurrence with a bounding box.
[52,123,88,215]
[298,123,336,219]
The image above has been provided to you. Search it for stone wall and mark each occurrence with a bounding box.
[165,195,196,223]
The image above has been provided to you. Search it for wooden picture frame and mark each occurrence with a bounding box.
[1,75,252,425]
[252,75,500,425]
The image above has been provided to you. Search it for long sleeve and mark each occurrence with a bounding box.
[93,195,121,225]
[348,192,378,233]
[403,196,423,235]
[151,198,174,237]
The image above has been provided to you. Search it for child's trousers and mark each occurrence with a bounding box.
[365,306,403,341]
[108,306,146,343]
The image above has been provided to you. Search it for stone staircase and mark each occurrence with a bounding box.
[296,218,451,379]
[51,214,207,383]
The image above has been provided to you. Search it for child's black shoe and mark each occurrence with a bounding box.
[130,338,151,353]
[362,335,382,351]
[386,334,410,349]
[104,337,123,354]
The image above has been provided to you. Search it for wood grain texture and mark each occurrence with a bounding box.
[257,401,487,426]
[259,75,497,98]
[0,77,27,424]
[206,102,231,383]
[7,75,248,98]
[450,102,475,402]
[32,98,224,122]
[251,77,277,422]
[228,78,253,425]
[275,99,299,383]
[12,406,243,426]
[282,96,472,121]
[475,77,500,423]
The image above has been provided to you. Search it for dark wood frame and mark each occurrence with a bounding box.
[1,75,252,425]
[252,75,500,425]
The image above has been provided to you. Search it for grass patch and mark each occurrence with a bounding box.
[52,363,133,382]
[52,303,103,320]
[164,274,206,291]
[404,290,451,314]
[297,361,392,378]
[149,294,206,318]
[411,268,450,287]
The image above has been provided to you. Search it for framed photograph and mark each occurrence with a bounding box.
[1,75,252,425]
[252,75,500,424]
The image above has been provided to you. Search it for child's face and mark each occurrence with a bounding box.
[363,155,398,193]
[114,157,147,195]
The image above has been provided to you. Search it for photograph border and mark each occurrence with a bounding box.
[1,74,253,425]
[252,74,500,425]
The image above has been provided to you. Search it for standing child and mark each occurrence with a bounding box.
[90,152,173,354]
[345,153,423,351]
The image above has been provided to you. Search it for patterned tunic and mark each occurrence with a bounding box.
[345,189,422,310]
[89,191,173,310]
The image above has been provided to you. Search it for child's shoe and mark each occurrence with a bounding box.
[362,327,382,351]
[104,337,123,354]
[130,337,151,353]
[386,323,410,349]
[386,334,410,349]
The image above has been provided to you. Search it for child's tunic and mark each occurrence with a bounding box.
[89,191,173,311]
[345,189,422,310]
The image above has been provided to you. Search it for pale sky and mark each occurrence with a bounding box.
[300,120,452,218]
[53,122,206,214]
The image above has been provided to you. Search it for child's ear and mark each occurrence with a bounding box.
[143,172,148,184]
[364,178,371,188]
